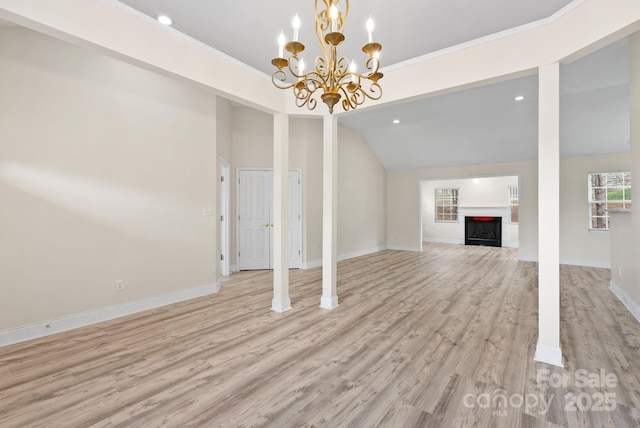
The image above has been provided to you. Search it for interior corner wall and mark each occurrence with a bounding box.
[337,125,387,258]
[0,27,218,332]
[559,153,631,267]
[229,108,387,267]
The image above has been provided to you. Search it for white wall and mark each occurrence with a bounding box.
[0,28,219,332]
[421,176,519,246]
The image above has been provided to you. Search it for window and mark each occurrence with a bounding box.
[508,185,519,223]
[588,171,632,230]
[435,188,458,222]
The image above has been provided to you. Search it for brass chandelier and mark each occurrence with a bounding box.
[271,0,383,114]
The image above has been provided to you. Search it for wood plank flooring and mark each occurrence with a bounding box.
[1,243,639,427]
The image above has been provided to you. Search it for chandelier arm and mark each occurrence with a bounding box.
[271,70,296,90]
[290,72,326,112]
[315,56,328,77]
[365,56,381,74]
[358,81,383,101]
[287,56,304,80]
[342,84,365,111]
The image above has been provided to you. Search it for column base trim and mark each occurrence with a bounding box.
[271,298,292,313]
[534,343,564,367]
[320,296,339,310]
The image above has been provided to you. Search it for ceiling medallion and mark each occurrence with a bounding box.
[271,0,383,114]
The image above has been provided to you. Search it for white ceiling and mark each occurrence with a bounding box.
[96,2,631,169]
[341,38,630,170]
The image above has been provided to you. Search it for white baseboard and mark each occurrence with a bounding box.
[0,281,221,348]
[610,280,640,324]
[560,259,611,269]
[387,245,422,252]
[337,246,387,262]
[230,264,239,273]
[423,238,462,245]
[301,246,387,269]
[534,343,564,367]
[301,259,322,269]
[423,238,520,249]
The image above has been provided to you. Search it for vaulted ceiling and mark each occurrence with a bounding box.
[110,2,631,169]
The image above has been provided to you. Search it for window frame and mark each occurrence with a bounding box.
[434,188,459,223]
[587,171,632,231]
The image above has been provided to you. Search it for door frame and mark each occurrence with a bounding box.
[236,167,303,270]
[220,157,231,276]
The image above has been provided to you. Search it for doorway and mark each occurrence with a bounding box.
[237,168,302,270]
[219,158,230,276]
[419,174,520,251]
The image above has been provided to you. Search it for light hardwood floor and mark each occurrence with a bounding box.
[1,243,639,427]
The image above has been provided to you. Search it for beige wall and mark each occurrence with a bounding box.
[623,32,640,311]
[0,28,218,331]
[337,126,387,258]
[389,154,633,265]
[560,153,632,267]
[294,119,324,264]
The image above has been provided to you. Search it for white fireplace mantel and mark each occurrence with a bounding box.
[458,206,511,247]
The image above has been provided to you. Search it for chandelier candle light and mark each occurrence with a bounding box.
[271,0,383,114]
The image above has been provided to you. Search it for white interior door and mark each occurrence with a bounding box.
[238,170,272,270]
[237,168,302,270]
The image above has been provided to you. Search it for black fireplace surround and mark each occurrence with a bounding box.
[465,216,502,247]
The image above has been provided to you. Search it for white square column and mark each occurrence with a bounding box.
[272,113,291,312]
[534,63,564,367]
[321,115,339,309]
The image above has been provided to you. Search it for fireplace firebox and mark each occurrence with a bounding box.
[465,216,502,247]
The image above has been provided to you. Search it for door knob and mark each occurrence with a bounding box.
[263,223,270,227]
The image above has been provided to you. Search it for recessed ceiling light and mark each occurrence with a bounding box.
[393,119,400,124]
[473,178,480,184]
[514,95,525,101]
[157,15,173,26]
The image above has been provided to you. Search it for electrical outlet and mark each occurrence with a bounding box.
[115,280,125,291]
[619,266,622,277]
